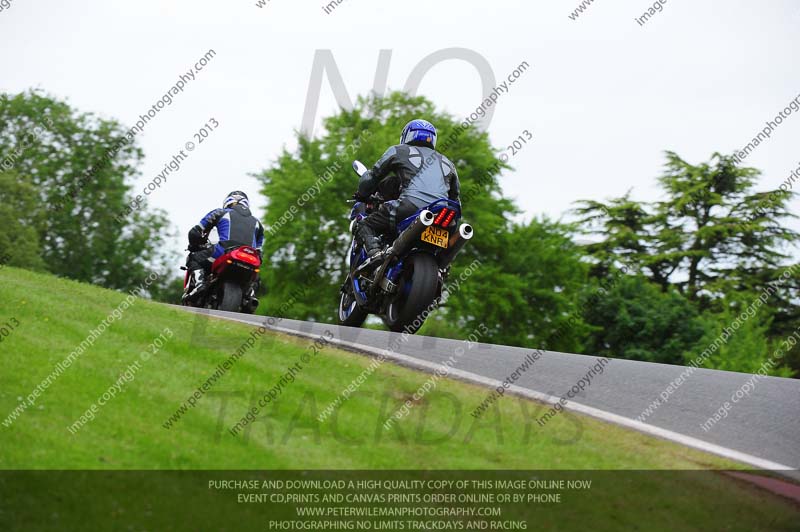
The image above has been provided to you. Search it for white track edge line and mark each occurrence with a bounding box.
[194,310,797,476]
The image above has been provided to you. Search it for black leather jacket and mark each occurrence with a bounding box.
[357,144,461,208]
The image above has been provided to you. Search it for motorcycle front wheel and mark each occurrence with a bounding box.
[339,278,368,327]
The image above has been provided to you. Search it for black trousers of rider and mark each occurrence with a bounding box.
[358,200,419,247]
[187,248,215,272]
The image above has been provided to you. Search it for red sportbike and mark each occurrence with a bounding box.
[182,245,262,313]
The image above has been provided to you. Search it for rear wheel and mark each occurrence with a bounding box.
[384,253,439,333]
[339,279,368,327]
[219,281,243,312]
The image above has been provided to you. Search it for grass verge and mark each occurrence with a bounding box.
[0,267,797,530]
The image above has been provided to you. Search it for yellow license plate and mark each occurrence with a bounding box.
[421,226,449,249]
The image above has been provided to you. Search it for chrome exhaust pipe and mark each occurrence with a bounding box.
[388,210,435,258]
[368,210,435,295]
[438,223,473,268]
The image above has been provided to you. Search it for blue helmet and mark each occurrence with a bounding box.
[401,119,437,149]
[223,190,249,209]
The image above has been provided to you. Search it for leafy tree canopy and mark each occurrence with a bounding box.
[0,90,175,293]
[581,275,705,365]
[575,151,798,304]
[575,151,799,375]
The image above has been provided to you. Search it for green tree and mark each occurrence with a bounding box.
[689,293,792,377]
[575,152,798,304]
[576,152,799,374]
[581,275,706,365]
[0,171,46,271]
[0,90,176,292]
[446,218,590,352]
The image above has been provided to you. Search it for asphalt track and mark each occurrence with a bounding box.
[178,306,800,479]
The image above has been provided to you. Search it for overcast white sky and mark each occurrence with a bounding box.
[1,0,798,259]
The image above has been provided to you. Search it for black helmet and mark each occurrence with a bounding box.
[223,191,249,209]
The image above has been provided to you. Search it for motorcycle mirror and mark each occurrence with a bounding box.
[352,160,368,177]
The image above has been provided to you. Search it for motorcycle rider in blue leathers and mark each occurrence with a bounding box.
[184,190,264,300]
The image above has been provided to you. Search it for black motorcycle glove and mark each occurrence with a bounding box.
[188,225,207,251]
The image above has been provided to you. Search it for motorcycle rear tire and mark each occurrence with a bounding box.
[219,281,243,312]
[385,253,439,334]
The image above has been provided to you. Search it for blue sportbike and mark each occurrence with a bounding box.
[338,161,474,333]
